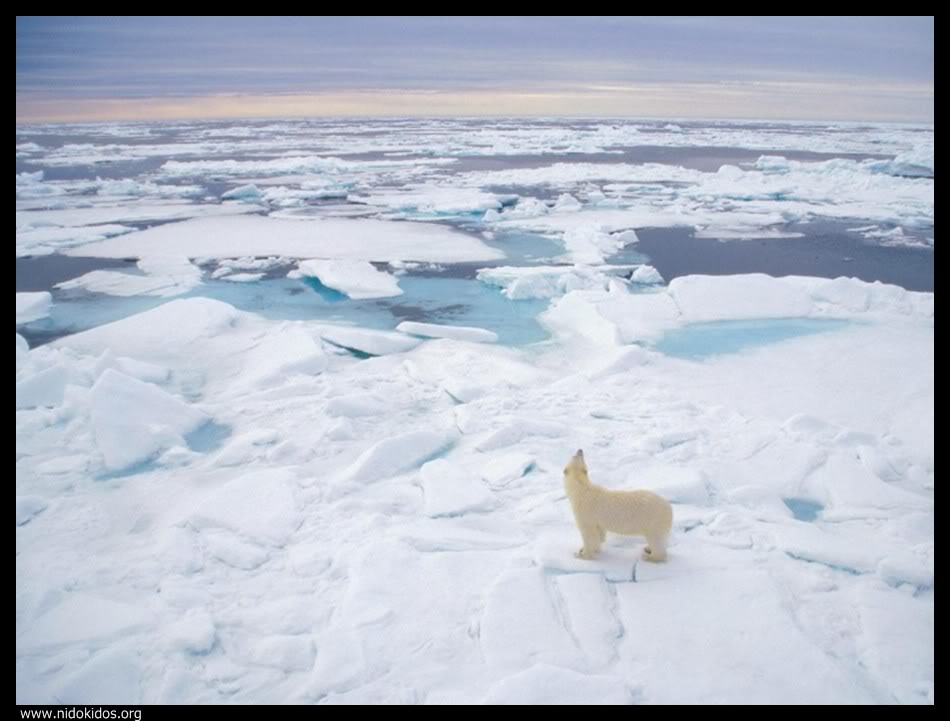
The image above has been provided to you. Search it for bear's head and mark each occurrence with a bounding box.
[563,449,590,485]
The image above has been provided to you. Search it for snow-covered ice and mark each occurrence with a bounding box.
[290,259,402,300]
[16,118,933,705]
[70,215,504,263]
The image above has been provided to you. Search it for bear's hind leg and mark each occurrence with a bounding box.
[642,532,668,562]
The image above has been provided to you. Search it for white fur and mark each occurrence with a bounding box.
[563,450,673,562]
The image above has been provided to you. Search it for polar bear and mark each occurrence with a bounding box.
[563,449,673,562]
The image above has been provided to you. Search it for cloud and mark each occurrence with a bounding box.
[16,16,934,122]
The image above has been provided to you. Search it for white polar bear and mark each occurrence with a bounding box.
[563,449,673,562]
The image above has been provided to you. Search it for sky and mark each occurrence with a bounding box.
[15,16,934,123]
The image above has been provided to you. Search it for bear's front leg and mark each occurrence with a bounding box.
[574,521,603,560]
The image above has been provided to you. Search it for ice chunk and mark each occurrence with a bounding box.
[211,429,279,467]
[869,144,934,178]
[561,226,624,264]
[237,327,327,388]
[72,215,504,263]
[855,587,934,704]
[16,363,69,409]
[56,256,202,298]
[292,259,402,299]
[629,465,711,505]
[554,193,582,211]
[16,495,49,526]
[398,522,521,552]
[160,154,454,177]
[17,202,262,238]
[775,523,887,575]
[319,326,421,356]
[16,292,51,325]
[476,264,639,300]
[338,430,457,484]
[92,350,170,385]
[325,393,384,418]
[236,634,314,672]
[533,534,638,582]
[56,298,245,361]
[89,369,209,471]
[189,468,302,547]
[480,568,579,669]
[94,178,202,198]
[668,274,813,322]
[540,291,624,346]
[475,419,566,452]
[485,665,631,705]
[218,272,264,282]
[480,452,535,488]
[165,611,216,654]
[203,532,269,570]
[418,458,495,517]
[53,648,142,705]
[585,346,653,380]
[22,594,153,650]
[358,184,510,216]
[629,264,664,284]
[16,224,135,257]
[396,321,497,343]
[221,184,263,201]
[554,573,622,668]
[876,555,934,589]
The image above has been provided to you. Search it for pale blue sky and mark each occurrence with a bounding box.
[16,16,934,122]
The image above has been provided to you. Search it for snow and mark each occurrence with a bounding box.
[70,215,505,263]
[291,259,402,300]
[16,292,51,325]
